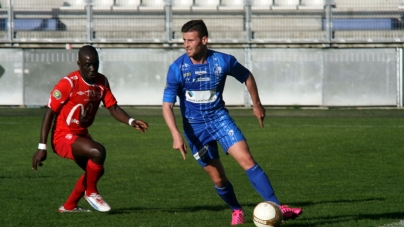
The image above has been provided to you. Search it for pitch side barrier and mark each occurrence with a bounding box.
[0,48,401,108]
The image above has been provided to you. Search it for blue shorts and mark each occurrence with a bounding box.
[183,114,246,167]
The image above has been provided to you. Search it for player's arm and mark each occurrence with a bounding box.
[162,102,187,160]
[107,104,148,133]
[245,73,266,128]
[32,107,55,170]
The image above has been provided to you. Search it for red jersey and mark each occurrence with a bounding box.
[47,70,117,142]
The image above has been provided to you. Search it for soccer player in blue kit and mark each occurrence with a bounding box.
[162,20,302,225]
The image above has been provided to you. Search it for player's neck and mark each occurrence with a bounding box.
[190,49,207,65]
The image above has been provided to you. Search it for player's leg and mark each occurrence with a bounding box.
[227,140,279,205]
[227,140,302,220]
[204,158,245,225]
[71,136,110,212]
[53,135,91,212]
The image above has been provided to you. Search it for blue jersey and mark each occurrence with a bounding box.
[163,49,250,123]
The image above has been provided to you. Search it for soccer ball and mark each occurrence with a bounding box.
[252,201,282,227]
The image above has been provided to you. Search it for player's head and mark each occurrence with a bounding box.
[77,45,99,84]
[181,20,208,60]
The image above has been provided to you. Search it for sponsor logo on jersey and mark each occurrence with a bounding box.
[183,72,191,77]
[195,77,210,82]
[181,63,189,71]
[65,134,73,140]
[53,90,62,100]
[195,66,207,75]
[214,65,222,76]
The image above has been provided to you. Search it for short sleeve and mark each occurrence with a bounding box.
[228,55,251,83]
[163,65,181,103]
[47,78,73,113]
[102,78,117,108]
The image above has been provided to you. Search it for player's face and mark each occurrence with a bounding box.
[77,54,99,84]
[183,31,207,59]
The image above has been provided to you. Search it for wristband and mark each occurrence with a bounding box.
[38,143,46,150]
[128,118,135,126]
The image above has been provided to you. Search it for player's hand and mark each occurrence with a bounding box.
[253,104,266,128]
[131,120,149,133]
[32,149,47,171]
[173,135,187,160]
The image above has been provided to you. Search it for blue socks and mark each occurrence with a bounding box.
[215,181,242,210]
[246,164,280,205]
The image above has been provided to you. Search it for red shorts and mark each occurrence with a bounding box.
[52,133,91,161]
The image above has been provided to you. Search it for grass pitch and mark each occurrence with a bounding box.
[1,107,404,227]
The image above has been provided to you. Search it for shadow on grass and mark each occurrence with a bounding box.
[108,204,231,215]
[292,197,385,207]
[285,212,404,227]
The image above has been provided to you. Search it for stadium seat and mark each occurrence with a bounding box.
[334,0,402,11]
[172,0,193,11]
[218,0,244,11]
[61,0,113,10]
[272,0,299,10]
[298,0,324,10]
[251,0,273,11]
[112,0,140,10]
[191,0,220,11]
[93,0,114,10]
[12,0,63,10]
[138,0,165,11]
[60,0,86,10]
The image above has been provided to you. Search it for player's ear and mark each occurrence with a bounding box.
[202,36,208,45]
[77,60,80,66]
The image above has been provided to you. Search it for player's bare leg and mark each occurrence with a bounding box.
[71,137,110,212]
[204,159,244,225]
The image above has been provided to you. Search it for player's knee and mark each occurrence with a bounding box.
[90,145,106,162]
[213,177,228,188]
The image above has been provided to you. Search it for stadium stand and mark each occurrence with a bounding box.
[334,0,402,11]
[298,0,324,10]
[272,0,299,10]
[138,0,165,11]
[112,0,140,10]
[191,0,220,11]
[0,0,403,42]
[218,0,244,11]
[251,0,272,11]
[172,0,193,11]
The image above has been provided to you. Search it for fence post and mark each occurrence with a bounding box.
[7,0,13,42]
[244,0,252,41]
[86,0,94,42]
[325,0,335,42]
[165,0,173,41]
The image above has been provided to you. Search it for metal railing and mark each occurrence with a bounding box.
[1,0,404,44]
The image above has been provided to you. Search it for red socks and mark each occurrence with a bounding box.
[85,160,104,196]
[63,174,86,210]
[63,160,104,210]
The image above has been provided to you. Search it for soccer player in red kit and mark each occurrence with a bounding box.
[31,45,148,212]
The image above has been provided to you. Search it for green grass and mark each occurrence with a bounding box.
[1,107,404,227]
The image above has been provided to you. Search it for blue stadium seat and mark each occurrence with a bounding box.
[0,19,59,31]
[322,18,399,30]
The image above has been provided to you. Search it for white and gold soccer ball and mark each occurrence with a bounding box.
[252,201,283,227]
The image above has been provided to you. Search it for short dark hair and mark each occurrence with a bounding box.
[78,45,98,59]
[181,20,208,38]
